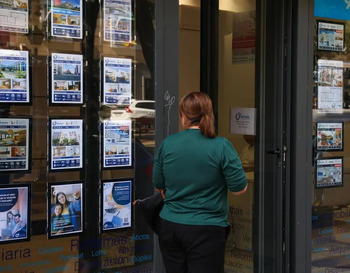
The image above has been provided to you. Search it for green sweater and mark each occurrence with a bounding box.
[153,129,247,227]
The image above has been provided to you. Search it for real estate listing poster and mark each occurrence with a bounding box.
[317,59,343,110]
[103,0,132,43]
[0,118,30,172]
[0,49,29,103]
[102,180,131,231]
[103,57,132,105]
[318,21,344,52]
[48,181,83,238]
[0,184,30,243]
[103,119,131,168]
[315,157,343,189]
[0,0,28,33]
[51,0,82,39]
[51,53,83,104]
[50,119,83,171]
[316,122,343,151]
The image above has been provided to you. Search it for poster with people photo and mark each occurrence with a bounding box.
[51,53,83,104]
[0,184,30,244]
[315,157,343,189]
[0,49,30,103]
[51,0,82,39]
[48,181,83,238]
[103,119,132,168]
[102,179,132,231]
[0,117,31,172]
[103,0,132,43]
[103,57,132,105]
[317,59,343,110]
[316,122,344,151]
[49,118,83,171]
[0,0,28,33]
[317,21,344,52]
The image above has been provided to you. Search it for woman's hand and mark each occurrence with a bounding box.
[156,188,166,199]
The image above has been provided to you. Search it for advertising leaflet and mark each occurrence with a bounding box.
[316,122,343,151]
[49,182,83,237]
[51,53,83,104]
[318,22,344,52]
[103,57,132,105]
[0,185,29,243]
[0,0,28,33]
[317,60,343,110]
[316,158,343,188]
[51,0,82,39]
[104,0,132,43]
[0,118,29,171]
[103,119,131,168]
[50,119,83,170]
[102,180,131,231]
[0,49,29,103]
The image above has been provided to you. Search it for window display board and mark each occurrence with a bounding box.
[315,157,343,189]
[317,59,343,110]
[0,0,28,33]
[0,184,30,244]
[48,181,83,238]
[101,179,132,231]
[0,49,30,103]
[51,53,83,104]
[103,57,132,105]
[103,0,132,43]
[51,0,82,39]
[317,21,345,52]
[103,119,132,168]
[316,122,343,151]
[0,117,31,172]
[49,118,83,171]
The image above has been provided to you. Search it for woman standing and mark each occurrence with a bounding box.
[55,191,81,231]
[153,92,247,273]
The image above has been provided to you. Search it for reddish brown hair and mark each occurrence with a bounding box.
[179,92,216,138]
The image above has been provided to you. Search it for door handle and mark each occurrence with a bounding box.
[266,148,281,156]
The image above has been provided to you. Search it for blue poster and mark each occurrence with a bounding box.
[315,0,350,21]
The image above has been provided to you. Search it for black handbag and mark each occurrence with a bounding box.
[133,192,164,235]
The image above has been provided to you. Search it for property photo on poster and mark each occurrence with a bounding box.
[51,53,83,104]
[0,49,29,103]
[318,21,344,52]
[103,57,132,105]
[316,122,343,151]
[315,157,343,189]
[102,180,131,231]
[0,118,30,172]
[103,0,132,43]
[0,0,28,33]
[0,185,30,243]
[51,0,82,38]
[317,59,343,110]
[48,182,83,238]
[50,119,83,171]
[103,119,132,168]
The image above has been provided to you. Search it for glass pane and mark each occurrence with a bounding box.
[219,1,256,272]
[312,2,350,272]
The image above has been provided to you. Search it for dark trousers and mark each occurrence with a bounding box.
[158,218,227,273]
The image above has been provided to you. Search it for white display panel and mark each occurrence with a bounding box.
[103,0,132,43]
[318,21,344,52]
[51,0,83,39]
[0,185,30,243]
[316,122,343,151]
[103,119,132,168]
[0,118,30,172]
[315,157,343,189]
[102,180,132,231]
[0,1,28,33]
[103,57,132,105]
[50,119,83,171]
[48,182,83,238]
[0,50,29,103]
[51,53,83,104]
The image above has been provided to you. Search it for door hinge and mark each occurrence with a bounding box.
[282,145,287,162]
